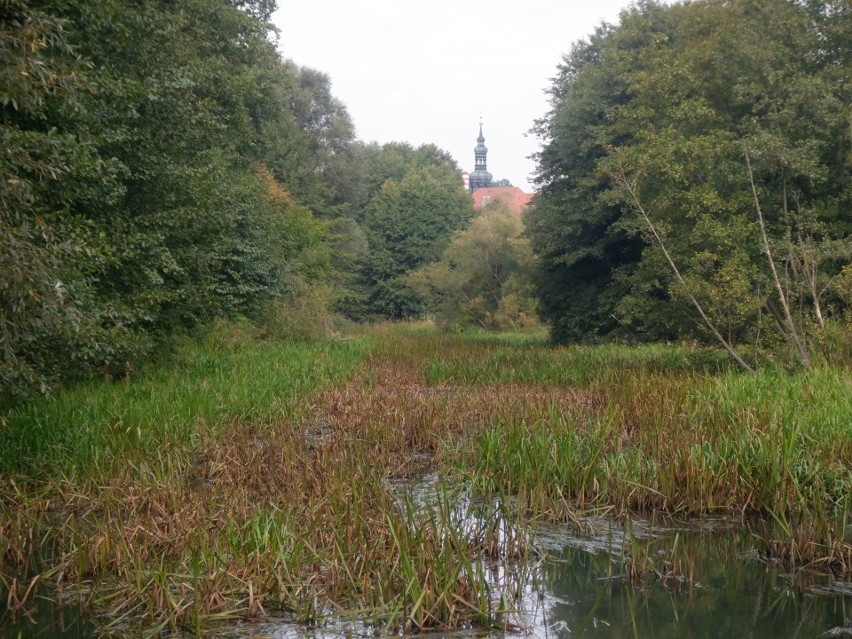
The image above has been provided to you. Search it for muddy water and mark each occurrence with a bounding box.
[2,497,850,638]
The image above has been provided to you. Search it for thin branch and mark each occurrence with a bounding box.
[613,165,754,372]
[744,153,811,368]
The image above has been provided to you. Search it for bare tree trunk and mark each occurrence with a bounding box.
[745,153,811,368]
[614,166,754,372]
[799,237,827,331]
[764,299,789,335]
[796,235,828,331]
[811,272,826,330]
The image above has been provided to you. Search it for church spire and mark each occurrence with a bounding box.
[469,120,492,193]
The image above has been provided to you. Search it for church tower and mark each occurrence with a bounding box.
[468,122,493,192]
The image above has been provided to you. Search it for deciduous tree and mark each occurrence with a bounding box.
[530,0,850,365]
[408,201,537,330]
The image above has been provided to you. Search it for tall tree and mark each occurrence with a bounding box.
[356,142,458,208]
[1,0,343,397]
[278,64,360,217]
[530,0,851,364]
[354,164,475,319]
[339,142,467,320]
[527,20,650,343]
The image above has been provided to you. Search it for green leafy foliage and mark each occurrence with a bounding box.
[354,141,459,210]
[1,0,478,397]
[530,0,851,363]
[526,22,648,343]
[277,64,360,217]
[353,164,476,319]
[0,0,111,396]
[1,0,346,398]
[408,200,538,330]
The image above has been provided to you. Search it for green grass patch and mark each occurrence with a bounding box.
[423,341,732,386]
[0,328,371,478]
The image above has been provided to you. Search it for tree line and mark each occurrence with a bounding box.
[3,0,849,400]
[527,0,850,368]
[1,0,475,399]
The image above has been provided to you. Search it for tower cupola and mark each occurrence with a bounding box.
[468,122,493,192]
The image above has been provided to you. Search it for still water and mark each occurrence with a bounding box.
[2,497,850,638]
[528,519,851,639]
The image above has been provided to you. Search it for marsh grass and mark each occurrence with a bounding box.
[422,341,732,387]
[0,323,371,478]
[0,322,849,636]
[420,333,851,574]
[0,324,538,635]
[363,327,851,573]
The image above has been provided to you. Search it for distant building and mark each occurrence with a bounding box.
[472,186,533,214]
[466,123,533,215]
[468,124,493,192]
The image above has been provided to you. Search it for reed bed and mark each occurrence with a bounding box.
[414,332,852,574]
[322,326,850,571]
[0,322,849,636]
[0,325,535,635]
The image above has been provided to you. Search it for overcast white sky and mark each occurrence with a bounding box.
[272,1,638,192]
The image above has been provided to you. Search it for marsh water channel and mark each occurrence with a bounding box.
[2,476,850,639]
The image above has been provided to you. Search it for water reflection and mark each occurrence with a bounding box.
[534,534,850,639]
[0,592,95,639]
[2,496,849,639]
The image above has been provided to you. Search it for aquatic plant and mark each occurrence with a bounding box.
[0,323,848,636]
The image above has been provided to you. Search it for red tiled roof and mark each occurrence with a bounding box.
[472,186,534,215]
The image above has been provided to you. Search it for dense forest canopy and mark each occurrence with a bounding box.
[528,0,850,366]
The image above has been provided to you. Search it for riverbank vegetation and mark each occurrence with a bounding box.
[0,324,849,635]
[528,0,850,369]
[1,0,474,402]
